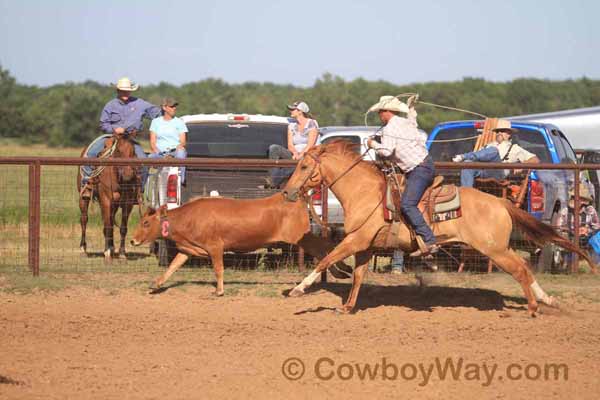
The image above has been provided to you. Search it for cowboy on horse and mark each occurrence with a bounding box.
[366,95,440,256]
[80,77,161,199]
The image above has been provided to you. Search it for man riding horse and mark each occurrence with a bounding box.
[366,95,440,256]
[80,77,161,199]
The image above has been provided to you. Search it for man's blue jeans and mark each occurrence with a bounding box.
[391,250,404,272]
[401,156,436,245]
[148,148,187,184]
[269,144,296,188]
[81,134,147,186]
[460,146,505,187]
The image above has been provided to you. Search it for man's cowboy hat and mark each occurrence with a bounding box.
[569,184,594,208]
[368,96,409,114]
[492,119,519,134]
[113,77,139,91]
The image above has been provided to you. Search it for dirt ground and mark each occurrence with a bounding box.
[1,271,599,400]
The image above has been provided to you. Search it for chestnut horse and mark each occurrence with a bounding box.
[78,133,141,262]
[282,140,597,317]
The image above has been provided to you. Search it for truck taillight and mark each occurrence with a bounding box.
[474,121,484,129]
[530,180,544,212]
[311,190,322,205]
[166,174,178,203]
[228,115,249,121]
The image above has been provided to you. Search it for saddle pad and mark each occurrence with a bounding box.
[434,189,461,213]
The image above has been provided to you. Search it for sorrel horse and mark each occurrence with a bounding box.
[282,140,597,317]
[78,133,141,262]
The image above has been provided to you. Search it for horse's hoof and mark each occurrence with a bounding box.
[528,304,539,318]
[335,306,353,315]
[215,290,224,297]
[547,296,560,309]
[288,287,305,297]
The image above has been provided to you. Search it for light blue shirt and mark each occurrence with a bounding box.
[150,116,188,153]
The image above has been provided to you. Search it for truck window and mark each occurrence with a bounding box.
[428,127,479,162]
[185,122,288,158]
[512,127,552,163]
[321,135,362,154]
[552,129,577,164]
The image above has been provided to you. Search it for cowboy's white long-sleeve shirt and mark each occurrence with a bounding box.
[370,113,428,172]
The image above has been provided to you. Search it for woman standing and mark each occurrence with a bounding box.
[268,101,319,188]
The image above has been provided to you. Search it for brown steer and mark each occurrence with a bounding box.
[131,193,350,295]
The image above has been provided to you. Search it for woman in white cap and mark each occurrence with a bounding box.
[80,77,161,198]
[366,95,439,256]
[267,101,319,188]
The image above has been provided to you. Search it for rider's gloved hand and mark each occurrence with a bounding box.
[452,154,465,162]
[407,94,419,108]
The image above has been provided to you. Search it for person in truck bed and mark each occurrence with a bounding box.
[148,97,188,185]
[452,119,540,187]
[267,101,319,188]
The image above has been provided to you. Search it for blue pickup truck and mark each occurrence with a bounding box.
[427,120,579,271]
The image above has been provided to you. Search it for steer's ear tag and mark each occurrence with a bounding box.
[161,220,170,238]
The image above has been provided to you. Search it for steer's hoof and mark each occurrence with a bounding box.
[288,287,305,297]
[215,290,224,297]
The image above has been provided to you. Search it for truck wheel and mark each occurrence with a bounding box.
[158,239,177,267]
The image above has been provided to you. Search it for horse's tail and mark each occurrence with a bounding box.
[503,200,597,273]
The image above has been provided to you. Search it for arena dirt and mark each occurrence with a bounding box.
[1,272,599,399]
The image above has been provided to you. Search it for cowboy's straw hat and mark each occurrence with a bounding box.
[569,184,594,208]
[492,119,519,134]
[368,96,409,114]
[113,77,139,91]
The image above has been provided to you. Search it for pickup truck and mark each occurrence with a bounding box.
[427,120,580,271]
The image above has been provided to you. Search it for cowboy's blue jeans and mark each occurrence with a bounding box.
[401,156,436,245]
[460,146,504,187]
[391,250,404,272]
[269,144,296,188]
[82,134,147,186]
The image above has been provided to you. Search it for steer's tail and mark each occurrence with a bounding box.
[504,200,597,273]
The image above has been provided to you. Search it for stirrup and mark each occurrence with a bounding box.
[80,183,93,199]
[410,244,440,257]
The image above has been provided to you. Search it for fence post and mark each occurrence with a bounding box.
[320,184,329,283]
[571,168,580,273]
[28,161,41,276]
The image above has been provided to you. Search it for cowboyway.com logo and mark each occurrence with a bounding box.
[281,356,568,386]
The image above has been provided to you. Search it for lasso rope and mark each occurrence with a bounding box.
[363,93,489,143]
[79,139,118,179]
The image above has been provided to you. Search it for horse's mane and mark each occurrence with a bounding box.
[315,139,382,175]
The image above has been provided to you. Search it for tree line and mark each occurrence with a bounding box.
[1,65,599,147]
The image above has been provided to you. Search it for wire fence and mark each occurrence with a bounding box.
[0,157,598,277]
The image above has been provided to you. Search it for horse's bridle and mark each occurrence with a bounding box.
[283,150,367,202]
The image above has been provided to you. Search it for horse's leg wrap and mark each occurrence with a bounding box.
[291,271,321,295]
[530,280,556,307]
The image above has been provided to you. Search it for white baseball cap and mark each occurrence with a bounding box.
[287,101,310,113]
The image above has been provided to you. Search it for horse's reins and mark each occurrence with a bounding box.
[299,149,383,234]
